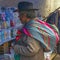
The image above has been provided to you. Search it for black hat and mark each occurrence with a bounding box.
[14,1,38,12]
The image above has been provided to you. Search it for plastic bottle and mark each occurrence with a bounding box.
[1,30,4,41]
[2,12,7,29]
[5,9,10,28]
[5,8,12,40]
[0,14,2,30]
[45,54,50,60]
[13,28,17,37]
[13,12,20,27]
[9,9,15,27]
[46,56,50,60]
[14,53,20,60]
[7,29,11,39]
[0,31,2,42]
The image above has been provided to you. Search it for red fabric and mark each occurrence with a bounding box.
[16,30,22,41]
[36,19,59,44]
[17,30,22,34]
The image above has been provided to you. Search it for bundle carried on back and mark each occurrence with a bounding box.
[23,19,59,51]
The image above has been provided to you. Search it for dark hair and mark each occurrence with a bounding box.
[20,10,36,19]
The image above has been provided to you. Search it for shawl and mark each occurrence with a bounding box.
[23,19,59,51]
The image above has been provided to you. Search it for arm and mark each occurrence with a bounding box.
[14,36,41,56]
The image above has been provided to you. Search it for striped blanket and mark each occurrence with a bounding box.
[23,19,59,51]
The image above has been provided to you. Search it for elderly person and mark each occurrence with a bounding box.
[13,1,59,60]
[13,1,44,60]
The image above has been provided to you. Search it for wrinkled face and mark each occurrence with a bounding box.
[18,11,27,24]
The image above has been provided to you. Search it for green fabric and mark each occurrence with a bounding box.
[50,24,59,34]
[14,54,20,60]
[14,40,21,60]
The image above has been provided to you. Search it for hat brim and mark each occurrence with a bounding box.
[13,8,39,12]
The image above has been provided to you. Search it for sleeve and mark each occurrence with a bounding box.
[14,36,41,56]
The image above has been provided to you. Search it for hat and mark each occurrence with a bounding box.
[14,1,38,12]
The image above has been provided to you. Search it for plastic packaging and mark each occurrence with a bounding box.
[14,54,20,60]
[0,31,2,42]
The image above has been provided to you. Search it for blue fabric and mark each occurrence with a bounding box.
[24,20,57,51]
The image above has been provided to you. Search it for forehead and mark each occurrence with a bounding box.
[19,11,27,15]
[18,11,27,17]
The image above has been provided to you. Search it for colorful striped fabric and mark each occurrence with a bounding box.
[23,19,59,51]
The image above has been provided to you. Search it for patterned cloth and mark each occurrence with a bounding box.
[16,30,22,41]
[22,19,59,51]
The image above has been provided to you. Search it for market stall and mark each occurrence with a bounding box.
[0,7,22,54]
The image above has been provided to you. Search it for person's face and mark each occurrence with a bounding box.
[18,11,27,24]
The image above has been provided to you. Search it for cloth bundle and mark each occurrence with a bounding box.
[23,19,59,51]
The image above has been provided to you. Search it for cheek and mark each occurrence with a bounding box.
[19,17,25,23]
[21,18,25,23]
[18,15,26,23]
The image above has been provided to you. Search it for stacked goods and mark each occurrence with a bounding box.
[0,7,21,45]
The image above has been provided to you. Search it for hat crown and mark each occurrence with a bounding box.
[18,1,38,11]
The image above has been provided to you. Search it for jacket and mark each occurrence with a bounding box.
[14,33,44,60]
